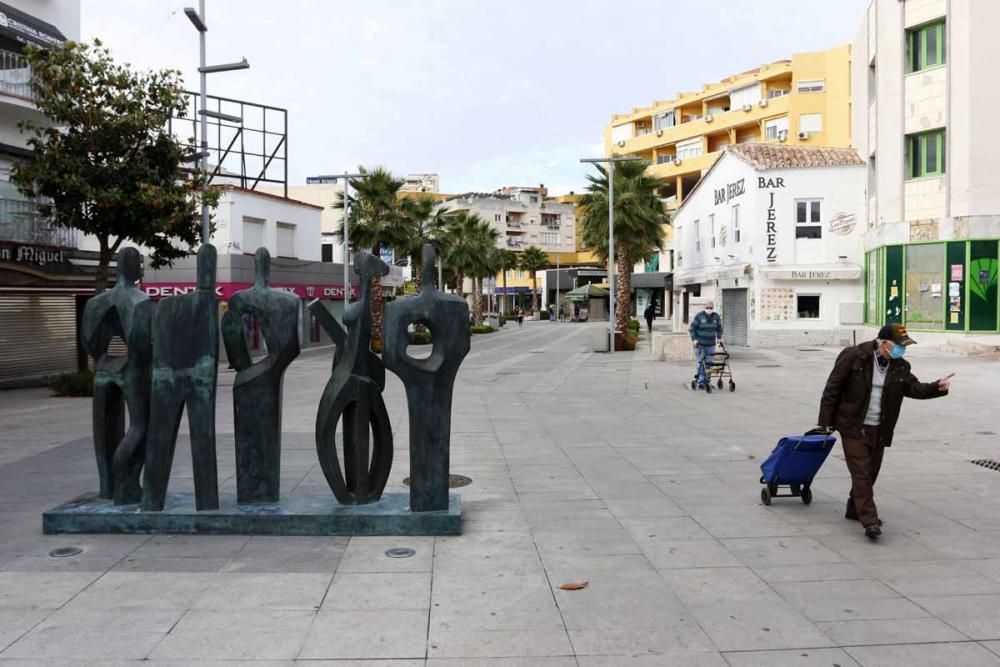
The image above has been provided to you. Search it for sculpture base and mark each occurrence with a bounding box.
[42,492,461,536]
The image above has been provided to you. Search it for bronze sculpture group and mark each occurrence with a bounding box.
[78,243,468,519]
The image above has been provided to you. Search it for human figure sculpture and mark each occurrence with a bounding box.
[142,244,220,511]
[222,248,300,503]
[310,252,392,505]
[79,247,153,505]
[383,244,470,512]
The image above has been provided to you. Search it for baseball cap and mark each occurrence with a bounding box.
[877,323,916,346]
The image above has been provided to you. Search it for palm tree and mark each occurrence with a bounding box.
[495,249,519,316]
[468,224,500,325]
[399,195,452,292]
[578,160,668,333]
[519,245,548,314]
[442,210,489,305]
[334,166,408,349]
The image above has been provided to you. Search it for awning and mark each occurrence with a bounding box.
[0,3,66,49]
[631,271,672,289]
[564,283,609,301]
[761,264,862,281]
[676,264,749,286]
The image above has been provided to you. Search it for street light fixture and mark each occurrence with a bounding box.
[580,154,644,353]
[184,1,250,243]
[198,109,243,123]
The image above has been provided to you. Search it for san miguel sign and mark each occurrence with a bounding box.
[0,243,65,266]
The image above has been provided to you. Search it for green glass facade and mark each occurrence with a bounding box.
[864,240,1000,332]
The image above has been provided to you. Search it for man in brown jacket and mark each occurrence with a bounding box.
[818,323,954,539]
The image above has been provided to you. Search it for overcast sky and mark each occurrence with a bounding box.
[81,0,868,196]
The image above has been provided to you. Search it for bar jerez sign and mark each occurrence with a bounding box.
[714,178,745,206]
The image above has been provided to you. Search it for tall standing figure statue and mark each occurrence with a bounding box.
[80,247,153,505]
[383,244,470,512]
[310,252,393,505]
[142,244,220,512]
[222,248,300,503]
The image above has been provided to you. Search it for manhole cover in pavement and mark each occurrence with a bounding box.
[756,364,782,368]
[402,474,472,488]
[384,548,416,559]
[971,459,1000,471]
[49,547,83,558]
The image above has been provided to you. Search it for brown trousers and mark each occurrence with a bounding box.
[843,426,884,527]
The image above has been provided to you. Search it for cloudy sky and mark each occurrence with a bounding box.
[81,0,868,196]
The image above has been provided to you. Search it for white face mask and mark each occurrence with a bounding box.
[705,308,713,314]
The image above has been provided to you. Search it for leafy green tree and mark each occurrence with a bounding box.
[578,160,668,332]
[335,166,409,349]
[518,245,548,314]
[12,39,218,292]
[495,248,519,316]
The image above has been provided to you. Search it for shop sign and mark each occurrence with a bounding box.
[713,178,746,206]
[760,178,785,263]
[0,243,65,266]
[829,212,857,236]
[763,267,862,280]
[142,281,359,300]
[306,176,339,184]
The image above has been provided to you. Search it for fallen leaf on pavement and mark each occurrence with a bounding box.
[560,581,589,590]
[747,455,756,460]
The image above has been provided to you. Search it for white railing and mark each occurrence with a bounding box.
[0,198,80,247]
[0,49,34,100]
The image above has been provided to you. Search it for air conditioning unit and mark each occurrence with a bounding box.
[655,129,663,137]
[617,140,625,147]
[704,114,713,123]
[742,104,752,112]
[673,158,682,166]
[777,130,788,142]
[758,99,768,108]
[798,131,809,140]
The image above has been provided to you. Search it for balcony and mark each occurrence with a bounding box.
[0,49,34,101]
[505,238,524,249]
[0,197,80,248]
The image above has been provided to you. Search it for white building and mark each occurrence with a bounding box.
[853,0,1000,339]
[401,173,439,193]
[672,143,866,347]
[210,186,323,261]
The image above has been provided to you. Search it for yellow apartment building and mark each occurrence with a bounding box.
[604,45,853,211]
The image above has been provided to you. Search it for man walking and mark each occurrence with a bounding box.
[688,301,722,390]
[818,324,954,539]
[644,301,656,334]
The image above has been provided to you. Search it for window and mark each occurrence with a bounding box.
[654,111,675,131]
[611,123,631,143]
[321,243,333,263]
[765,117,789,141]
[732,205,741,243]
[709,214,716,249]
[529,196,538,204]
[797,79,825,93]
[768,88,790,99]
[905,242,946,330]
[495,214,502,222]
[656,154,674,164]
[799,113,823,133]
[796,199,822,239]
[906,129,945,179]
[797,295,820,319]
[542,232,558,245]
[730,83,762,108]
[694,219,700,251]
[675,137,703,159]
[907,21,945,72]
[242,216,264,252]
[276,222,296,257]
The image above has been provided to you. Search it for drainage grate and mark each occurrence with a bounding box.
[49,547,83,558]
[384,547,416,559]
[971,459,1000,471]
[402,474,472,488]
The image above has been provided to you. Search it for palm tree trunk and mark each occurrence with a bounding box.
[616,244,631,333]
[472,276,483,325]
[532,272,539,313]
[370,274,384,350]
[412,256,422,292]
[455,270,464,297]
[502,273,508,316]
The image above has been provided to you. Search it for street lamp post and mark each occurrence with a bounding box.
[579,155,644,353]
[184,1,249,243]
[308,172,366,314]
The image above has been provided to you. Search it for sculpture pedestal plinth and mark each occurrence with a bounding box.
[42,492,461,536]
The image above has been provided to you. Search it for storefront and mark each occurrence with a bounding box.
[865,241,999,333]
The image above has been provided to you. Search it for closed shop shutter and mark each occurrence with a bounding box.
[722,288,748,346]
[0,294,78,381]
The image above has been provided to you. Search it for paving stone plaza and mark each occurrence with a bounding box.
[1,322,999,665]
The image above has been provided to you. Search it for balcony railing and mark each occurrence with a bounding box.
[0,198,80,248]
[505,238,523,248]
[0,49,34,100]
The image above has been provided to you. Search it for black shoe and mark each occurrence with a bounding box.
[845,499,858,521]
[865,524,882,539]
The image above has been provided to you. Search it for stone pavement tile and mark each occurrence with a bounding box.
[721,537,846,567]
[428,658,574,666]
[151,609,315,660]
[752,562,870,584]
[576,653,727,666]
[689,601,835,652]
[905,530,1000,559]
[0,554,124,573]
[771,579,899,605]
[620,516,714,542]
[0,624,165,660]
[661,567,783,607]
[567,621,716,655]
[192,572,332,610]
[791,596,931,623]
[817,532,947,563]
[911,595,1000,640]
[336,537,434,573]
[858,560,1000,597]
[602,496,687,518]
[650,476,749,506]
[129,535,251,559]
[301,661,422,667]
[816,617,971,646]
[721,648,861,667]
[324,572,430,611]
[0,571,100,610]
[299,609,427,660]
[221,535,348,573]
[111,556,232,573]
[984,641,1000,658]
[642,538,743,569]
[0,608,48,653]
[64,572,215,611]
[427,627,572,659]
[844,642,1000,667]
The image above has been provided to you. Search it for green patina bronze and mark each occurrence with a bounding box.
[142,244,220,512]
[79,247,153,505]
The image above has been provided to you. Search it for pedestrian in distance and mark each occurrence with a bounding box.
[689,301,722,390]
[548,303,556,323]
[817,323,954,540]
[516,307,524,329]
[643,301,655,334]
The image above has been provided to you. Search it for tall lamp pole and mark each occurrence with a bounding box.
[309,172,366,315]
[580,155,643,353]
[184,2,249,243]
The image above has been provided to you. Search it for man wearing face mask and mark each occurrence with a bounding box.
[689,300,723,390]
[818,323,954,539]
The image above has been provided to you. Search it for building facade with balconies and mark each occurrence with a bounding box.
[854,0,1000,340]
